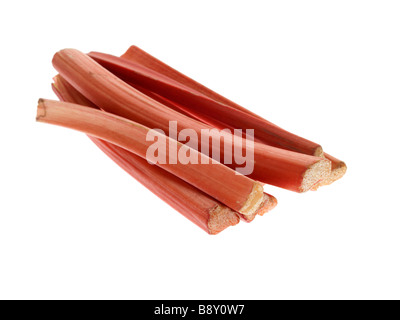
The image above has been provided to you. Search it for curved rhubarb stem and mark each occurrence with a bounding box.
[52,75,277,229]
[36,99,264,217]
[52,77,241,234]
[52,49,330,192]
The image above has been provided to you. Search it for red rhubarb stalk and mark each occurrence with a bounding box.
[118,46,346,185]
[51,76,277,231]
[52,49,330,192]
[89,51,323,156]
[36,99,265,217]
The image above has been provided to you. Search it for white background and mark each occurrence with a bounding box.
[0,0,399,300]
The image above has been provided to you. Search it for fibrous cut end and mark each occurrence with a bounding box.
[208,205,240,235]
[241,193,278,222]
[300,158,331,193]
[36,99,47,120]
[257,194,278,217]
[238,182,265,217]
[312,160,347,190]
[313,146,324,157]
[324,161,347,186]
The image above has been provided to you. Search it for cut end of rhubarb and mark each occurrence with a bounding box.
[314,146,324,157]
[208,205,240,235]
[312,161,347,190]
[36,99,47,121]
[300,159,331,193]
[326,161,347,185]
[241,193,278,222]
[257,194,278,217]
[311,153,347,190]
[238,182,264,217]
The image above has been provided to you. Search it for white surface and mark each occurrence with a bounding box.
[1,0,399,300]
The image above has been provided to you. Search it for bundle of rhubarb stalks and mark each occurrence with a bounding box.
[37,46,346,235]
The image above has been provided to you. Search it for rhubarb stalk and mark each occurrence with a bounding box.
[118,46,346,186]
[51,76,277,232]
[89,51,323,156]
[52,49,330,192]
[36,99,264,218]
